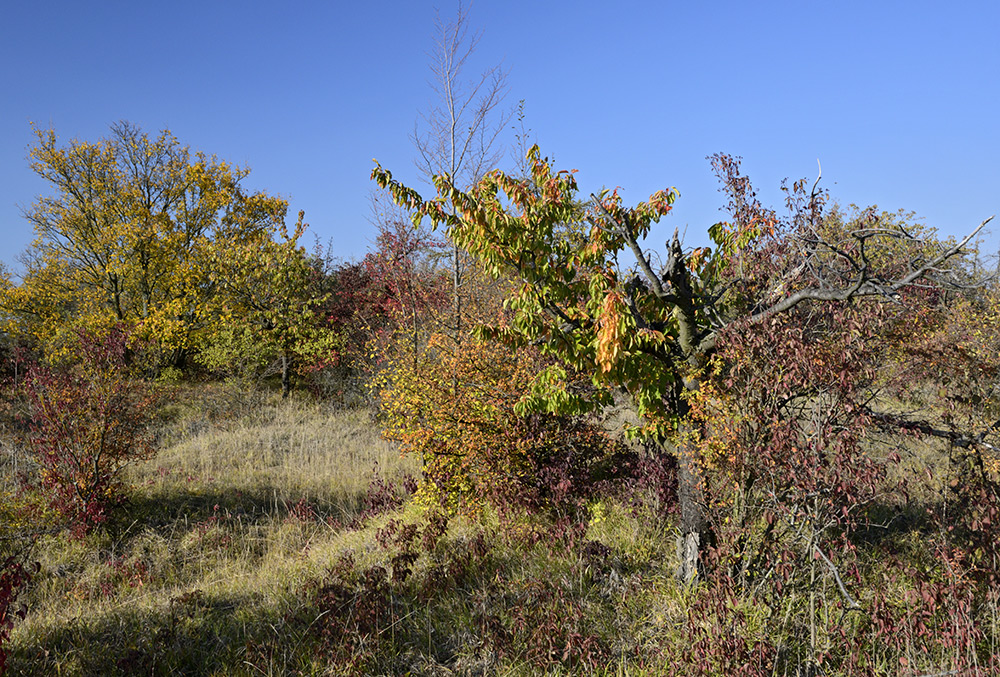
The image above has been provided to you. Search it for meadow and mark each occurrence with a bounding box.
[2,378,996,676]
[2,385,675,675]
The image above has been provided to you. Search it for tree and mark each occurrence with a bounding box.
[1,122,288,367]
[373,146,992,582]
[411,1,512,340]
[199,212,339,397]
[360,206,449,368]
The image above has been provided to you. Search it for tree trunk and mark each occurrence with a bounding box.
[662,230,711,582]
[281,352,291,399]
[675,380,710,584]
[452,241,462,344]
[676,431,709,583]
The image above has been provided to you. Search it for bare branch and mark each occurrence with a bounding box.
[412,1,511,189]
[812,543,862,610]
[887,216,992,290]
[749,216,993,324]
[810,159,822,205]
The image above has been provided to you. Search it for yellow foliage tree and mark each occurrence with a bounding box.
[199,211,340,397]
[1,122,288,366]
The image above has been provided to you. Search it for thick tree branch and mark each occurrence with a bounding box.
[589,196,670,301]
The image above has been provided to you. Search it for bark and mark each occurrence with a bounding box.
[670,230,712,584]
[280,352,291,399]
[453,243,461,341]
[675,410,710,584]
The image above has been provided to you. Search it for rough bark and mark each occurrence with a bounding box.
[676,449,708,582]
[675,392,710,584]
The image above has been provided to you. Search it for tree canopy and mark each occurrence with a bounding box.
[2,122,289,365]
[373,145,993,580]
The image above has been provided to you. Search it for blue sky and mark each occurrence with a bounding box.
[2,1,998,274]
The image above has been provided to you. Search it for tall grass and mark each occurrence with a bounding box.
[7,389,420,675]
[5,384,999,675]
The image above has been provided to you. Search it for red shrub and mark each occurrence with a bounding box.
[0,554,36,675]
[23,328,158,536]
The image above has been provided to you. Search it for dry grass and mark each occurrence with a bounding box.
[4,385,678,675]
[6,383,998,675]
[146,389,414,514]
[7,388,420,675]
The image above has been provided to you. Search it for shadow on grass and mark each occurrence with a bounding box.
[849,496,939,551]
[122,483,367,528]
[105,473,410,548]
[9,587,318,676]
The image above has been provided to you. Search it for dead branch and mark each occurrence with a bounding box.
[750,216,993,324]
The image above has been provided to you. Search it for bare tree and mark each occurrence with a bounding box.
[412,1,512,338]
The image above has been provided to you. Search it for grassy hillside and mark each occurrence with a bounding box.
[6,389,421,674]
[5,388,676,675]
[4,384,999,675]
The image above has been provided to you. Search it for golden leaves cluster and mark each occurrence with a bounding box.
[2,123,290,367]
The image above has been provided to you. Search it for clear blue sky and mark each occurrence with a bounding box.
[2,1,998,274]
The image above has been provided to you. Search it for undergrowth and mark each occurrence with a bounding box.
[1,385,998,675]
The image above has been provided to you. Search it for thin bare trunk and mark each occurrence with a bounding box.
[281,352,291,399]
[453,244,461,341]
[411,2,511,347]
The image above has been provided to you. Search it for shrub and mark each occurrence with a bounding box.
[0,553,35,676]
[377,331,629,517]
[307,554,394,673]
[23,328,158,535]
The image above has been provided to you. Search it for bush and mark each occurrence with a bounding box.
[0,553,35,676]
[23,328,159,536]
[377,331,629,517]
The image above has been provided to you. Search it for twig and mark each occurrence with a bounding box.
[812,544,861,610]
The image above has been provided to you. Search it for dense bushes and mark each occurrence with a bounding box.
[661,281,1000,674]
[377,330,630,516]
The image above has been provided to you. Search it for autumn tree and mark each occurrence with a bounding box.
[374,146,992,582]
[1,122,288,367]
[198,212,339,397]
[360,203,449,367]
[662,201,1000,671]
